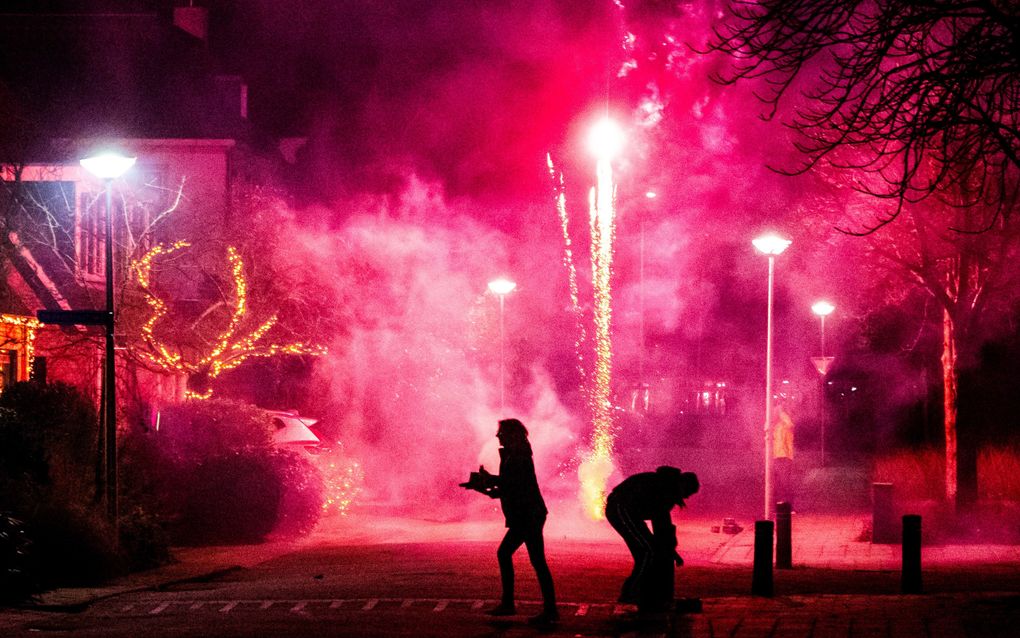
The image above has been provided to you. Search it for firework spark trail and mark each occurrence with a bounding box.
[547,155,588,394]
[578,154,618,520]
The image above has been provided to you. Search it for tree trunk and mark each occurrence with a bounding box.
[941,308,958,506]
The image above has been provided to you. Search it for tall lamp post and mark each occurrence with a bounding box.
[753,233,791,520]
[811,300,835,466]
[488,278,516,414]
[80,151,136,524]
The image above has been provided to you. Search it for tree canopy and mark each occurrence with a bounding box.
[711,0,1020,230]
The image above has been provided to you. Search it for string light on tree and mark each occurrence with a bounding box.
[131,242,327,399]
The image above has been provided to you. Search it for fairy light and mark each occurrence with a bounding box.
[130,243,327,399]
[0,314,43,378]
[320,459,364,515]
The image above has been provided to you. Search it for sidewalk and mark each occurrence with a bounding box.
[30,538,303,611]
[707,513,1020,570]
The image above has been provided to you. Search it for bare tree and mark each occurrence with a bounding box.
[710,0,1020,229]
[804,161,1020,510]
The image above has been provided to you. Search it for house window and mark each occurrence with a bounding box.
[1,349,17,391]
[75,167,168,280]
[77,190,106,277]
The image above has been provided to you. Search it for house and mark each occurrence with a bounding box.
[0,4,284,409]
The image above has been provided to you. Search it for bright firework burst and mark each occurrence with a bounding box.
[553,117,623,520]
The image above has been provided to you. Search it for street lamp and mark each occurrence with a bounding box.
[80,151,136,525]
[753,233,791,520]
[488,278,517,414]
[811,300,835,465]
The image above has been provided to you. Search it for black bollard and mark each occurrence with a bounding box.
[902,514,922,594]
[775,501,792,569]
[751,520,774,597]
[872,482,896,544]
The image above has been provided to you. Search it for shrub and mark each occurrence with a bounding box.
[273,450,325,537]
[126,399,324,544]
[25,503,121,588]
[978,446,1020,501]
[117,505,171,571]
[0,383,138,591]
[873,445,1020,502]
[0,382,98,506]
[872,447,944,501]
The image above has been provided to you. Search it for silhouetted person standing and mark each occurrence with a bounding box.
[605,466,699,611]
[461,418,558,626]
[773,404,795,507]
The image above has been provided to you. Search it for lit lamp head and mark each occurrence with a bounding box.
[80,152,136,180]
[811,301,835,317]
[752,234,792,256]
[588,117,625,161]
[487,278,517,296]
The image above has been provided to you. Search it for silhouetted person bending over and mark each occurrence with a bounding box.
[605,466,699,611]
[460,418,558,626]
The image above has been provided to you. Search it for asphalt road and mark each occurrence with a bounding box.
[4,534,1020,637]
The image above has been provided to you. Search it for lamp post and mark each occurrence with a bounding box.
[753,233,791,520]
[488,278,516,414]
[811,300,835,466]
[80,151,135,525]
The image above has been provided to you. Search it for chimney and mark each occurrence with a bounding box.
[174,5,208,42]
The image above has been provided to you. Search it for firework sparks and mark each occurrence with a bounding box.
[547,154,588,392]
[555,117,623,520]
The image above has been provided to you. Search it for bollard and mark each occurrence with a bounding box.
[902,514,922,594]
[775,501,792,569]
[751,520,774,596]
[872,482,896,544]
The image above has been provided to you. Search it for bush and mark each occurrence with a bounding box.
[273,450,325,537]
[25,503,121,588]
[117,506,171,571]
[872,447,944,501]
[873,445,1020,502]
[125,399,324,544]
[0,383,139,592]
[0,381,98,504]
[177,453,282,544]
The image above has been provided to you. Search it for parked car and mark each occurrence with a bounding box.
[269,410,321,452]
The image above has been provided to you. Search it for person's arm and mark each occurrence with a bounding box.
[651,511,682,565]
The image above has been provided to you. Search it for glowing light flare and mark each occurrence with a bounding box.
[80,152,136,180]
[752,234,791,256]
[812,300,835,317]
[580,141,618,520]
[578,452,615,522]
[487,278,517,296]
[550,140,620,519]
[588,117,625,161]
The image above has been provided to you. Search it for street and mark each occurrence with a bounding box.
[3,512,1020,636]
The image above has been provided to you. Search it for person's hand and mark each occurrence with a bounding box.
[674,552,684,567]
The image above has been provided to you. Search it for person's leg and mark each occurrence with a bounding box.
[606,498,653,602]
[522,521,556,617]
[491,527,525,614]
